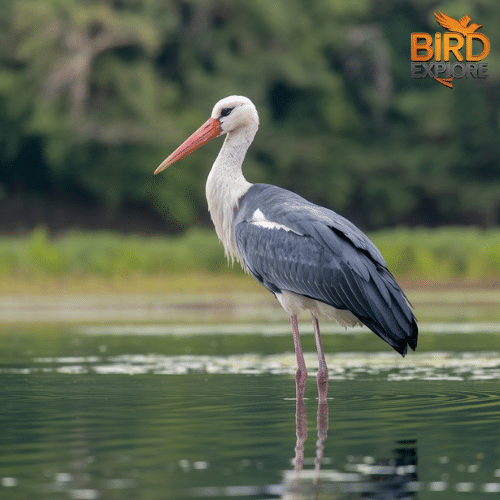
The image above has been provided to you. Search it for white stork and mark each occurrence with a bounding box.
[155,96,418,402]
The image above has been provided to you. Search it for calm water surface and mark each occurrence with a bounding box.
[1,325,500,499]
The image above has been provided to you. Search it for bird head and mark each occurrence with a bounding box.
[154,96,259,175]
[211,95,259,135]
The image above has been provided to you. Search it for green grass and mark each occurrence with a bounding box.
[370,226,500,281]
[1,226,237,277]
[0,226,498,294]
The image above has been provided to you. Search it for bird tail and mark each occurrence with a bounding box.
[356,267,418,357]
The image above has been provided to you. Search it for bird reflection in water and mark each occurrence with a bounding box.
[283,393,418,499]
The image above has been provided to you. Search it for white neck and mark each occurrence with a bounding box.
[206,125,256,265]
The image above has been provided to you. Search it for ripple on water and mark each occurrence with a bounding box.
[2,351,498,382]
[2,348,500,500]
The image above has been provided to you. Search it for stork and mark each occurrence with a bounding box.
[155,96,418,402]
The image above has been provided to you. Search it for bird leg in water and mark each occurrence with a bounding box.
[290,315,307,399]
[311,314,329,402]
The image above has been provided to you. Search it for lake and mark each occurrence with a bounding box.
[1,322,500,499]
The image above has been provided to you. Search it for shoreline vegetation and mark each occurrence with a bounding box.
[0,227,497,324]
[0,226,497,295]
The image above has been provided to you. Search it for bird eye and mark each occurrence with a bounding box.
[220,107,233,117]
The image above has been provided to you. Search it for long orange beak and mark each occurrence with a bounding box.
[154,117,221,175]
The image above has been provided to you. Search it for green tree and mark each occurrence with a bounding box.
[0,0,499,231]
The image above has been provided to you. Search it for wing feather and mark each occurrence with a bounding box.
[434,11,460,32]
[234,184,418,355]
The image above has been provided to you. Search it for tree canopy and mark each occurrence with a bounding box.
[0,0,499,233]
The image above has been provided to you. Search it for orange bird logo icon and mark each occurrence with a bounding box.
[411,11,489,89]
[434,11,483,36]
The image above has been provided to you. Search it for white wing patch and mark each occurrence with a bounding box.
[250,209,302,234]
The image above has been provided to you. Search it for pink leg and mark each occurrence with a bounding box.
[311,314,328,403]
[290,315,307,399]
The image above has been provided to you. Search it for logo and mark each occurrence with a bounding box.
[411,11,490,88]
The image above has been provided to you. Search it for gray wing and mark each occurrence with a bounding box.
[234,184,418,356]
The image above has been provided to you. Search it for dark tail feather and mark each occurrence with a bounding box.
[357,269,418,357]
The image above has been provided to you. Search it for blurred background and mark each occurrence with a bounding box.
[0,0,499,294]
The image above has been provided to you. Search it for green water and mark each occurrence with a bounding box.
[1,326,500,499]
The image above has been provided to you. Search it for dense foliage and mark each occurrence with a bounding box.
[0,0,499,232]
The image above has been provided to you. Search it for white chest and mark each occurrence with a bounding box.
[206,165,251,267]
